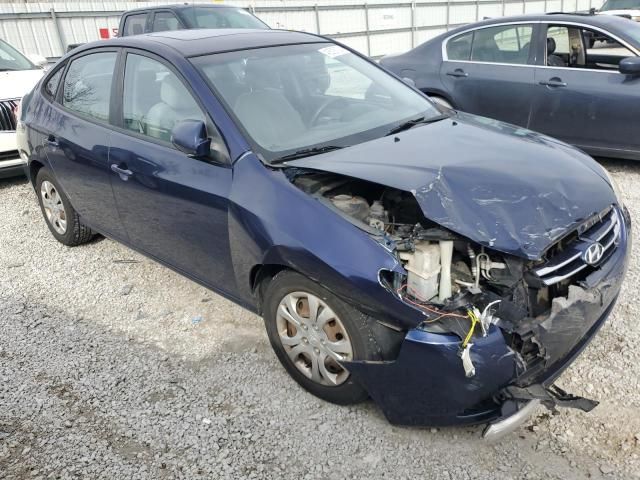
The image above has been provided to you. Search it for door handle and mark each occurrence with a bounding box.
[46,135,59,147]
[111,163,133,181]
[539,79,567,87]
[446,69,469,78]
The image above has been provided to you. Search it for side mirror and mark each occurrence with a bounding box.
[619,56,640,75]
[171,120,211,158]
[26,53,48,68]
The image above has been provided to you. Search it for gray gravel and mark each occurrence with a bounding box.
[1,158,639,480]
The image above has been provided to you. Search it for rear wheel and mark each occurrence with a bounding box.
[263,271,379,405]
[36,168,93,246]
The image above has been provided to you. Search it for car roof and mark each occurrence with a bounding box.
[447,12,637,31]
[123,3,241,14]
[82,29,328,58]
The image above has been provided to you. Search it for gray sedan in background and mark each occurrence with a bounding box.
[380,13,640,160]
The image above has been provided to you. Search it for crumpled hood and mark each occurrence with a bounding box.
[289,113,617,260]
[0,69,44,100]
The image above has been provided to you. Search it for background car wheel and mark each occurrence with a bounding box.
[263,270,380,405]
[36,168,93,246]
[429,95,454,109]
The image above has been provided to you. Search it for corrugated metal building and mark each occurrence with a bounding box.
[0,0,600,59]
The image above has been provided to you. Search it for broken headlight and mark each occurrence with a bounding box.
[601,166,624,208]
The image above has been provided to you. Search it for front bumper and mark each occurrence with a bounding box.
[0,131,26,179]
[346,206,631,428]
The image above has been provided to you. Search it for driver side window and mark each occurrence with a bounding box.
[546,24,636,70]
[122,53,205,143]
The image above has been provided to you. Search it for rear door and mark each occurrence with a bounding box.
[41,49,127,239]
[530,23,640,157]
[440,23,538,127]
[108,50,236,291]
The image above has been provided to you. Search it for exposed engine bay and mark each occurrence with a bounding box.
[289,168,620,385]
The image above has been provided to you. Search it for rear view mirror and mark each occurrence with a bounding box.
[171,120,211,158]
[619,56,640,75]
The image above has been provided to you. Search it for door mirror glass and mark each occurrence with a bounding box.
[171,120,211,157]
[619,56,640,75]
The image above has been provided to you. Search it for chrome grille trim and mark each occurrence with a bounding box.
[0,99,19,132]
[534,207,620,286]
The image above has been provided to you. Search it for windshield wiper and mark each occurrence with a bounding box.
[271,145,344,164]
[386,113,450,136]
[0,68,19,72]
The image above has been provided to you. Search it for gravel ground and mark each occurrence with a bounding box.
[1,158,639,480]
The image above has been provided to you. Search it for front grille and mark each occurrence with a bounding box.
[533,207,620,286]
[0,99,18,132]
[0,150,19,162]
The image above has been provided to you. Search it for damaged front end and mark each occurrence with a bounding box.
[288,167,631,435]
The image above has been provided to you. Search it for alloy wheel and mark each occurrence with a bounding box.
[40,180,67,235]
[276,292,354,386]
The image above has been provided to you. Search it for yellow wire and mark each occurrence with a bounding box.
[462,309,478,347]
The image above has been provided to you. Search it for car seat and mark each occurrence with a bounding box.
[233,57,306,148]
[547,38,566,67]
[145,75,203,141]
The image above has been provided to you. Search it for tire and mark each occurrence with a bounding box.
[429,95,454,110]
[263,270,380,405]
[35,168,93,246]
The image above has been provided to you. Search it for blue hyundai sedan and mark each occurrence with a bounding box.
[16,29,630,438]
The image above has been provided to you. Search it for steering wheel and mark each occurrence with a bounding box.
[309,97,348,126]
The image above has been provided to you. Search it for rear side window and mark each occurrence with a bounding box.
[152,12,181,32]
[62,52,117,122]
[185,7,268,29]
[471,25,533,65]
[44,66,64,98]
[446,32,472,61]
[122,13,147,36]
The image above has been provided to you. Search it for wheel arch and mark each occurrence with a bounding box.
[421,90,456,108]
[28,159,46,188]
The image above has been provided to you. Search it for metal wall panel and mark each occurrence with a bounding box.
[0,0,601,59]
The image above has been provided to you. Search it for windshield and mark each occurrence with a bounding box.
[183,6,268,29]
[0,39,36,71]
[192,43,441,162]
[601,0,640,10]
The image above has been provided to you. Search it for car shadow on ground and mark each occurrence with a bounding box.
[0,175,29,191]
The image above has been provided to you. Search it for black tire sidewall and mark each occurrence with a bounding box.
[35,168,78,245]
[263,270,375,405]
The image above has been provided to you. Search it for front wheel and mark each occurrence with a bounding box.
[263,271,380,405]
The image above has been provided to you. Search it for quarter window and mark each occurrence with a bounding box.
[122,13,147,36]
[62,52,117,122]
[447,32,473,61]
[44,66,64,98]
[470,25,533,64]
[152,12,181,32]
[122,53,205,142]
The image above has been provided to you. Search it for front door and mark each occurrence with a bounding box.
[440,23,537,127]
[108,51,236,292]
[530,23,640,157]
[42,50,127,239]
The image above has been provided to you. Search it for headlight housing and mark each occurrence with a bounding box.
[601,166,625,208]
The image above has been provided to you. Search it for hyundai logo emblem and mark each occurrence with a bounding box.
[583,242,605,266]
